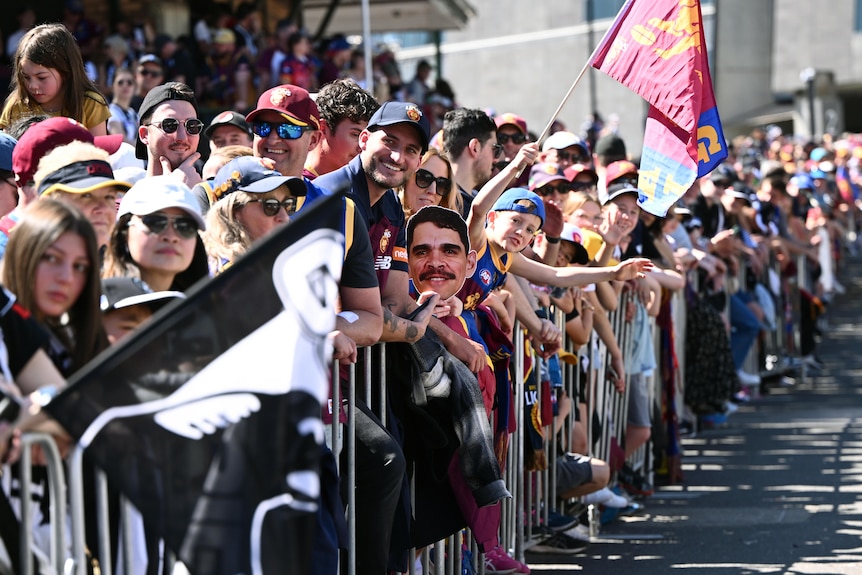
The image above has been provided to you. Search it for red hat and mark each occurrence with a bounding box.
[564,164,599,184]
[12,117,122,186]
[605,160,639,186]
[246,85,320,129]
[495,113,527,135]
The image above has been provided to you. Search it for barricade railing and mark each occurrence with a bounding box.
[19,257,836,575]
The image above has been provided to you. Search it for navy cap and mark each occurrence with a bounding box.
[101,277,184,313]
[490,188,546,229]
[603,182,640,205]
[38,159,131,196]
[0,133,16,172]
[211,156,307,201]
[204,110,252,139]
[367,101,431,154]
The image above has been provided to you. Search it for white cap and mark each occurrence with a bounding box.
[118,175,206,230]
[560,223,585,244]
[542,131,589,153]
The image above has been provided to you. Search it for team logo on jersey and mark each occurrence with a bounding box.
[379,229,391,254]
[479,269,492,285]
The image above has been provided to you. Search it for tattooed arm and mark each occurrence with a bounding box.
[378,270,438,343]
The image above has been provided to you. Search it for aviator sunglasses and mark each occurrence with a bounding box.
[252,121,313,140]
[147,118,204,135]
[130,214,199,239]
[415,169,452,196]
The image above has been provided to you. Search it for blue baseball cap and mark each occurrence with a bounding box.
[211,156,307,201]
[809,169,827,180]
[791,174,814,190]
[0,133,16,172]
[490,188,545,229]
[367,101,431,153]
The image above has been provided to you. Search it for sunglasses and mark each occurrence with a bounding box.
[497,133,528,145]
[148,118,205,135]
[138,68,162,78]
[492,143,504,159]
[415,169,452,196]
[249,198,297,216]
[130,214,199,239]
[555,150,589,163]
[116,79,134,87]
[537,183,572,196]
[252,121,313,140]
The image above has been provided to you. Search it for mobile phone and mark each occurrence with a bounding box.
[731,225,741,236]
[0,388,21,424]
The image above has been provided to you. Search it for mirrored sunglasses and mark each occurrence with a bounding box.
[252,122,312,140]
[415,169,452,196]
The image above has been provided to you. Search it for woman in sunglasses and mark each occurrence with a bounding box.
[399,148,461,218]
[107,67,140,145]
[103,176,209,292]
[202,156,307,274]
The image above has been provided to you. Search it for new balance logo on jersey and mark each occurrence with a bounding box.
[375,255,392,270]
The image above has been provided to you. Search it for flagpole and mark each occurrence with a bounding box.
[534,0,633,146]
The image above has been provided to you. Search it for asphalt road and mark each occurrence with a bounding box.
[526,259,862,575]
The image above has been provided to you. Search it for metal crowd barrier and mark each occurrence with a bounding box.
[18,248,845,574]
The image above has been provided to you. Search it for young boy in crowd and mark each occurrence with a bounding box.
[100,277,184,344]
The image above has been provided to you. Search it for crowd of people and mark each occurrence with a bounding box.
[0,5,855,575]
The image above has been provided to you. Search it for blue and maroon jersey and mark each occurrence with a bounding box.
[457,238,512,311]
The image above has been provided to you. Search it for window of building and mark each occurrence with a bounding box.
[587,0,714,22]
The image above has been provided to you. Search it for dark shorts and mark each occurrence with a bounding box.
[555,452,594,495]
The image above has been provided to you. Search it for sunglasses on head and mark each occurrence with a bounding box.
[131,214,199,239]
[498,133,528,145]
[148,118,204,135]
[537,182,572,196]
[249,198,297,216]
[555,150,589,163]
[252,121,312,140]
[415,169,452,196]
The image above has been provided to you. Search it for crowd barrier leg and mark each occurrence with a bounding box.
[18,433,67,575]
[68,445,88,575]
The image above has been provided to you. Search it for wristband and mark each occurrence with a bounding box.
[546,236,560,244]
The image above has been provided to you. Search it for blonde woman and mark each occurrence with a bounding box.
[399,148,461,218]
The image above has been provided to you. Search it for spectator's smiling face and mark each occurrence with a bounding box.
[360,124,423,191]
[140,101,201,170]
[403,155,450,212]
[408,221,476,300]
[252,111,316,177]
[607,194,639,235]
[235,187,295,243]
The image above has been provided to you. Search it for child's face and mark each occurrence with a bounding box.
[487,210,542,253]
[103,305,153,345]
[21,60,63,112]
[556,241,577,267]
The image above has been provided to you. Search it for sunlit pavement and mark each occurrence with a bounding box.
[527,256,862,575]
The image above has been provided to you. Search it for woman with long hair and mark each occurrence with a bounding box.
[399,148,460,219]
[1,199,106,374]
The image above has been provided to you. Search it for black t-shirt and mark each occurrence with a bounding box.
[0,288,50,378]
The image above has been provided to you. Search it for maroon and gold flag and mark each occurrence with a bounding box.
[591,0,727,216]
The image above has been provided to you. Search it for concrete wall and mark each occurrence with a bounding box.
[713,0,774,125]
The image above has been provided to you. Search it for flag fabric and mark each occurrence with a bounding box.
[591,0,728,216]
[46,193,346,575]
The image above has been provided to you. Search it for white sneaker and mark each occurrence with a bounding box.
[724,401,739,415]
[736,369,761,386]
[563,523,591,542]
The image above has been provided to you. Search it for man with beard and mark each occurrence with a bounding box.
[441,108,504,219]
[136,82,204,186]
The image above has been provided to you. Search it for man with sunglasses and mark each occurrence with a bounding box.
[540,131,592,171]
[441,108,503,218]
[495,112,532,189]
[136,82,204,187]
[131,54,164,113]
[246,85,322,182]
